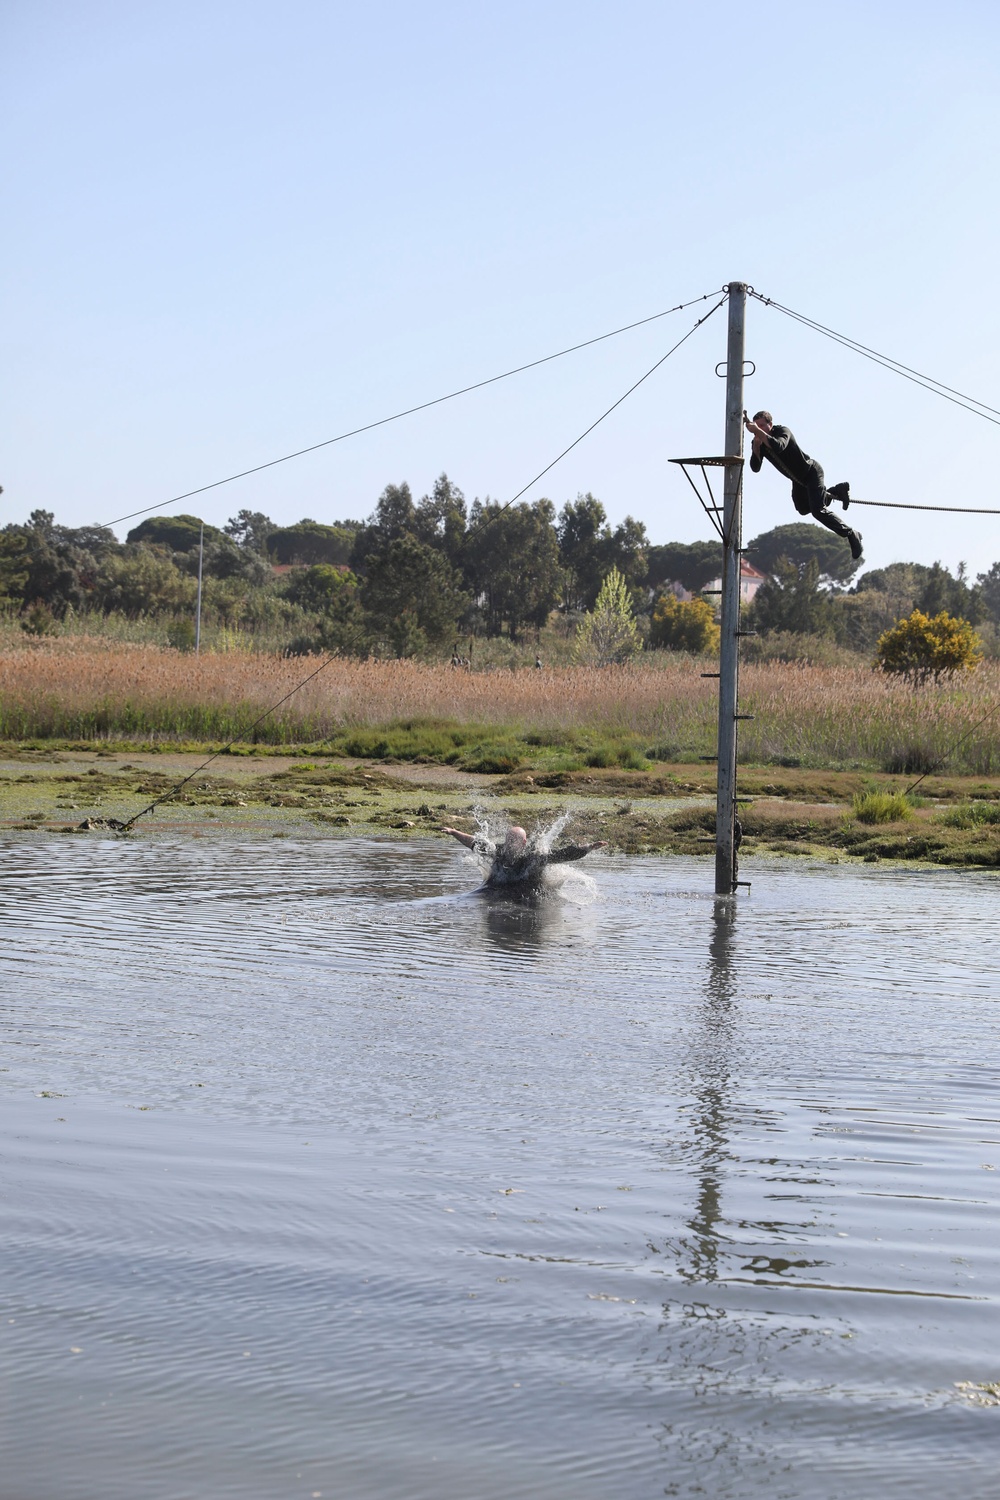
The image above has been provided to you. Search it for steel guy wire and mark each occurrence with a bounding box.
[750,292,1000,428]
[467,293,727,534]
[99,290,721,533]
[113,297,726,831]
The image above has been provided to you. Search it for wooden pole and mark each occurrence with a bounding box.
[714,284,747,895]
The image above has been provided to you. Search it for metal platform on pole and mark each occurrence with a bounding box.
[667,456,743,542]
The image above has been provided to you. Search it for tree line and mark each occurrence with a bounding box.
[0,478,653,656]
[1,477,997,659]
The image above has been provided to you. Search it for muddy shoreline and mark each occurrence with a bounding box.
[3,743,1000,867]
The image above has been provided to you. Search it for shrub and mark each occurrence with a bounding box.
[618,745,650,770]
[284,634,322,657]
[740,630,856,667]
[875,610,982,686]
[167,619,196,651]
[20,601,58,637]
[939,801,1000,829]
[853,789,913,823]
[585,740,649,769]
[649,594,720,654]
[458,745,522,773]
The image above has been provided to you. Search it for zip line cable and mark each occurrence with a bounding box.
[99,290,721,532]
[740,293,1000,797]
[113,298,725,832]
[750,291,1000,428]
[841,498,1000,516]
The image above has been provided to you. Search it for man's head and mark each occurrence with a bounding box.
[503,825,528,854]
[753,410,773,432]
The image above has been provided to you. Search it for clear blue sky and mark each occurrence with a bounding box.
[4,0,1000,574]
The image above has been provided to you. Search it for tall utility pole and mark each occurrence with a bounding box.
[195,521,204,655]
[715,283,747,896]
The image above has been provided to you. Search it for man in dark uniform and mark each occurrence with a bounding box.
[443,823,607,888]
[744,410,863,561]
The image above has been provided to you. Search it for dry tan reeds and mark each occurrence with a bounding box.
[1,639,999,772]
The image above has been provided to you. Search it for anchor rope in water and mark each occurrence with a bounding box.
[113,299,726,832]
[903,698,1000,798]
[112,651,359,831]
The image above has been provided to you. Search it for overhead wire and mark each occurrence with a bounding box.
[467,293,727,531]
[750,291,1000,429]
[114,295,726,831]
[99,290,721,532]
[744,291,1000,794]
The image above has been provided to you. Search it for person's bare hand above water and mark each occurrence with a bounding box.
[443,826,478,849]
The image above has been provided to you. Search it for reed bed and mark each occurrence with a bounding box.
[1,639,999,773]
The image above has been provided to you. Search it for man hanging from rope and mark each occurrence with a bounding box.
[744,411,863,561]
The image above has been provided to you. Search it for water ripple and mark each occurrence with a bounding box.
[1,840,999,1498]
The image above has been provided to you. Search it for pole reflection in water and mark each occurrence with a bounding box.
[679,896,740,1284]
[2,842,998,1499]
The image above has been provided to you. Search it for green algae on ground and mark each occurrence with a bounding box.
[2,746,1000,866]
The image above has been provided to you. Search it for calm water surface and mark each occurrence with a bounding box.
[1,836,998,1499]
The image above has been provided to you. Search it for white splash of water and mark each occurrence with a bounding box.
[532,811,571,855]
[544,864,599,905]
[458,805,596,900]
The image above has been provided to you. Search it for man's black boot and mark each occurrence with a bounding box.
[848,529,863,561]
[828,481,850,510]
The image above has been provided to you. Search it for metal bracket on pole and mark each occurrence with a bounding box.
[668,456,744,542]
[715,360,756,379]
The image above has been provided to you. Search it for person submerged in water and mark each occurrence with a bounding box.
[443,823,607,887]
